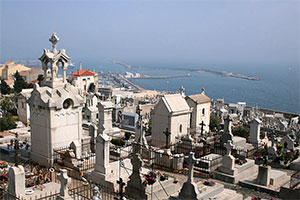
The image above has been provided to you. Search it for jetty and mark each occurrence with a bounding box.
[114,61,260,81]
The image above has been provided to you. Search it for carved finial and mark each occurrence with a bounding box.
[49,32,59,53]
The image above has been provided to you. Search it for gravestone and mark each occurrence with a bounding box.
[70,141,81,159]
[256,165,270,186]
[221,116,233,146]
[268,134,277,157]
[125,153,147,199]
[56,169,72,200]
[222,140,235,171]
[249,118,262,145]
[178,152,199,200]
[94,132,111,175]
[8,166,25,197]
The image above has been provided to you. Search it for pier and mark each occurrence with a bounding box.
[114,61,260,81]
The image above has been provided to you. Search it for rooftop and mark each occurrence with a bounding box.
[72,69,96,77]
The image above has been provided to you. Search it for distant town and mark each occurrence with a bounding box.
[0,33,299,200]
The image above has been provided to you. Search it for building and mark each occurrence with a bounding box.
[151,94,191,147]
[19,68,43,84]
[28,33,85,166]
[17,88,33,125]
[71,69,98,93]
[185,89,212,134]
[0,61,30,80]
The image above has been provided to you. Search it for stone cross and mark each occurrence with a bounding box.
[225,140,234,156]
[92,186,102,200]
[49,32,59,53]
[163,128,171,148]
[224,115,232,134]
[199,121,206,135]
[187,152,198,183]
[57,169,71,198]
[117,178,126,200]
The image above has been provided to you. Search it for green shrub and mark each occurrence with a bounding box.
[111,138,125,146]
[124,132,131,140]
[232,126,249,138]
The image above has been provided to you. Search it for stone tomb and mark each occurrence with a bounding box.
[214,140,258,184]
[170,152,242,200]
[239,165,290,195]
[7,165,61,200]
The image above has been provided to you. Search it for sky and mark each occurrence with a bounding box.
[0,0,299,67]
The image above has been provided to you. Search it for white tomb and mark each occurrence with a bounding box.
[28,33,85,166]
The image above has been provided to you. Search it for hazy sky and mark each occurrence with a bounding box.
[0,0,299,66]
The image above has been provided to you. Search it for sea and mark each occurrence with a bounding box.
[72,60,300,115]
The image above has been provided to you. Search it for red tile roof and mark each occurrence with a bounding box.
[72,69,96,77]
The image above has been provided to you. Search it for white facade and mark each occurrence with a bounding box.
[72,70,98,93]
[186,91,212,134]
[17,88,33,125]
[28,33,85,166]
[151,94,191,147]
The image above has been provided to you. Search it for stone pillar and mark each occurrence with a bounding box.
[62,62,68,83]
[8,166,25,197]
[56,169,72,200]
[256,165,270,186]
[94,133,110,174]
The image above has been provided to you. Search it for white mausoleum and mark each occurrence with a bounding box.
[151,94,191,147]
[28,33,85,166]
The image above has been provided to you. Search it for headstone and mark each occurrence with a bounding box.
[94,133,111,175]
[256,165,270,186]
[56,169,72,200]
[8,166,25,197]
[70,141,82,159]
[249,118,262,145]
[178,152,199,200]
[221,116,233,145]
[268,135,277,157]
[222,140,235,170]
[125,153,147,199]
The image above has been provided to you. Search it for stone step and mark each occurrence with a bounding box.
[212,188,243,200]
[198,183,224,199]
[147,180,181,200]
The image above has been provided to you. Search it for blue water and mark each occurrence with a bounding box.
[73,60,300,114]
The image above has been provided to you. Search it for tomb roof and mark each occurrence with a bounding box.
[162,94,190,113]
[186,93,211,104]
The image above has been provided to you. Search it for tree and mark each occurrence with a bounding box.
[209,116,221,131]
[0,113,17,131]
[37,74,44,86]
[13,71,28,93]
[0,79,10,95]
[88,83,96,93]
[0,98,16,115]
